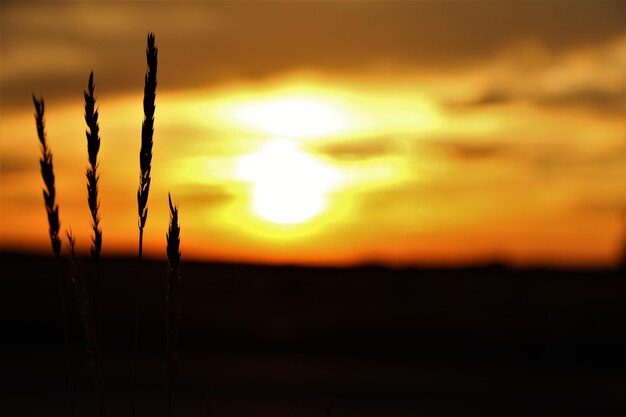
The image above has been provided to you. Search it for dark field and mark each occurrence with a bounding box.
[2,252,626,416]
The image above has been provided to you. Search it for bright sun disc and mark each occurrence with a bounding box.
[237,140,341,224]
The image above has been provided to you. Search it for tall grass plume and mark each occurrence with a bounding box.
[34,96,61,258]
[33,95,76,417]
[84,71,106,401]
[133,32,158,417]
[84,71,102,262]
[137,32,157,233]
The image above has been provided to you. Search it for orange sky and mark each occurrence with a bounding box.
[1,1,624,267]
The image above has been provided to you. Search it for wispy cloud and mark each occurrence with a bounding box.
[2,1,623,111]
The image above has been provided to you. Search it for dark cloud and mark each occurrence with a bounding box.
[1,190,40,207]
[0,155,35,175]
[537,87,625,115]
[451,86,624,115]
[314,136,394,160]
[447,90,514,109]
[526,144,626,179]
[178,184,235,209]
[575,198,624,216]
[429,140,513,161]
[158,124,228,153]
[2,1,623,112]
[469,90,513,107]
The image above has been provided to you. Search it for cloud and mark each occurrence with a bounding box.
[445,90,514,109]
[450,86,624,115]
[429,140,513,161]
[518,142,625,183]
[465,90,514,107]
[440,32,624,117]
[575,198,624,216]
[536,87,624,115]
[313,136,395,160]
[0,155,34,175]
[2,1,623,111]
[178,184,235,209]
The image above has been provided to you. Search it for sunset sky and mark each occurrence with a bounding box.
[1,1,624,267]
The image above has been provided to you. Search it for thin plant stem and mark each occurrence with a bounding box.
[132,228,143,417]
[166,194,181,417]
[57,258,76,417]
[33,95,75,417]
[66,230,106,417]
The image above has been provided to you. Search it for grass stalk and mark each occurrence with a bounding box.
[166,193,181,417]
[134,32,158,417]
[33,95,76,417]
[66,231,106,417]
[85,71,102,265]
[84,71,106,416]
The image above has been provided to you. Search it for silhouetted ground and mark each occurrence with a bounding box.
[2,252,625,416]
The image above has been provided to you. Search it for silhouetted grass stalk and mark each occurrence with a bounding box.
[84,71,106,415]
[85,71,102,266]
[66,231,106,417]
[133,32,157,417]
[33,95,76,417]
[166,193,181,417]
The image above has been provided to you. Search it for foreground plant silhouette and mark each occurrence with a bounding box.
[166,193,181,417]
[134,32,158,417]
[33,95,76,417]
[85,71,103,268]
[66,230,106,417]
[84,71,107,417]
[33,32,193,417]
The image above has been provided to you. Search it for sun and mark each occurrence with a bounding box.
[237,140,341,224]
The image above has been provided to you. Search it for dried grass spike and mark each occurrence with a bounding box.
[33,93,75,417]
[84,71,102,260]
[33,95,61,258]
[137,32,157,229]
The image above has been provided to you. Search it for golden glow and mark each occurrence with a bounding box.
[1,13,623,267]
[237,139,341,224]
[230,96,346,138]
[208,80,441,140]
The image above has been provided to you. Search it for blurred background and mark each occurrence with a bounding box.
[1,0,624,267]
